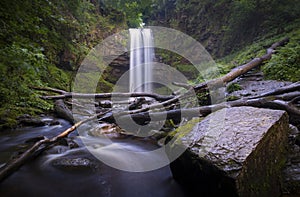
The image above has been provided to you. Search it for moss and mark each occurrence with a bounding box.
[197,91,211,106]
[97,78,114,93]
[169,117,203,140]
[175,64,198,80]
[226,95,240,101]
[262,28,300,82]
[226,83,242,93]
[218,26,299,83]
[154,86,174,95]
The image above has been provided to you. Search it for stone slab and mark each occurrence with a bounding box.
[170,106,289,196]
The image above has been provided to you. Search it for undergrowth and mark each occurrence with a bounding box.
[217,22,300,82]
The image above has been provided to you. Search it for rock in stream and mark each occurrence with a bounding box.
[170,106,289,196]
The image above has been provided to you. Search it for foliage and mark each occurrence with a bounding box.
[226,83,242,93]
[226,95,240,101]
[218,26,300,83]
[0,0,299,129]
[100,0,156,27]
[0,0,123,128]
[0,43,68,128]
[222,0,300,52]
[193,63,230,84]
[262,29,300,82]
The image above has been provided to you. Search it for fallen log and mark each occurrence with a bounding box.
[0,110,111,183]
[250,81,300,99]
[194,37,289,91]
[33,87,175,102]
[290,96,300,105]
[31,86,68,94]
[273,91,300,101]
[102,95,300,127]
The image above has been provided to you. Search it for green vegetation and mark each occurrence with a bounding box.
[168,117,202,140]
[218,25,300,82]
[100,0,155,27]
[0,0,126,128]
[226,83,242,93]
[226,95,240,101]
[262,29,300,82]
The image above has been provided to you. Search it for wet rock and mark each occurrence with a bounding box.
[282,125,300,195]
[228,80,292,99]
[25,136,46,144]
[18,115,62,127]
[54,99,74,124]
[66,138,79,149]
[56,138,69,146]
[45,145,70,154]
[48,120,60,126]
[103,53,129,85]
[17,114,46,127]
[88,123,127,138]
[170,106,289,196]
[52,157,98,171]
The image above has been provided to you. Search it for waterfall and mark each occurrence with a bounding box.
[129,28,154,93]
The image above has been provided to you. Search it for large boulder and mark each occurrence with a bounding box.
[170,106,289,196]
[282,125,300,195]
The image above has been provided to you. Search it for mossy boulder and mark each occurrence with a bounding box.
[170,106,289,196]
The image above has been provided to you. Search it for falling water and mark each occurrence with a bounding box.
[129,28,154,93]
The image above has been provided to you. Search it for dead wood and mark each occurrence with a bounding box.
[103,96,300,126]
[194,37,289,91]
[33,87,175,102]
[250,82,300,99]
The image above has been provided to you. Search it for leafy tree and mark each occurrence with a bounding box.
[100,0,157,27]
[0,0,120,128]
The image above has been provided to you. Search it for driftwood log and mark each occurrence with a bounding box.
[37,89,175,101]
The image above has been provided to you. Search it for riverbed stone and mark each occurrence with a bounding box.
[170,106,289,197]
[52,157,98,171]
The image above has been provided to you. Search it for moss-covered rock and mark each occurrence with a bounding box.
[170,107,289,196]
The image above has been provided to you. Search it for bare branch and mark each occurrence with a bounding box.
[250,82,300,99]
[40,92,174,102]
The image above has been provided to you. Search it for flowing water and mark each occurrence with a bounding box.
[129,28,154,93]
[0,118,188,197]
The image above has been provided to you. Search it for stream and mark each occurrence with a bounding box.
[0,118,188,197]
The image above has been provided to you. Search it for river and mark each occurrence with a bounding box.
[0,118,188,197]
